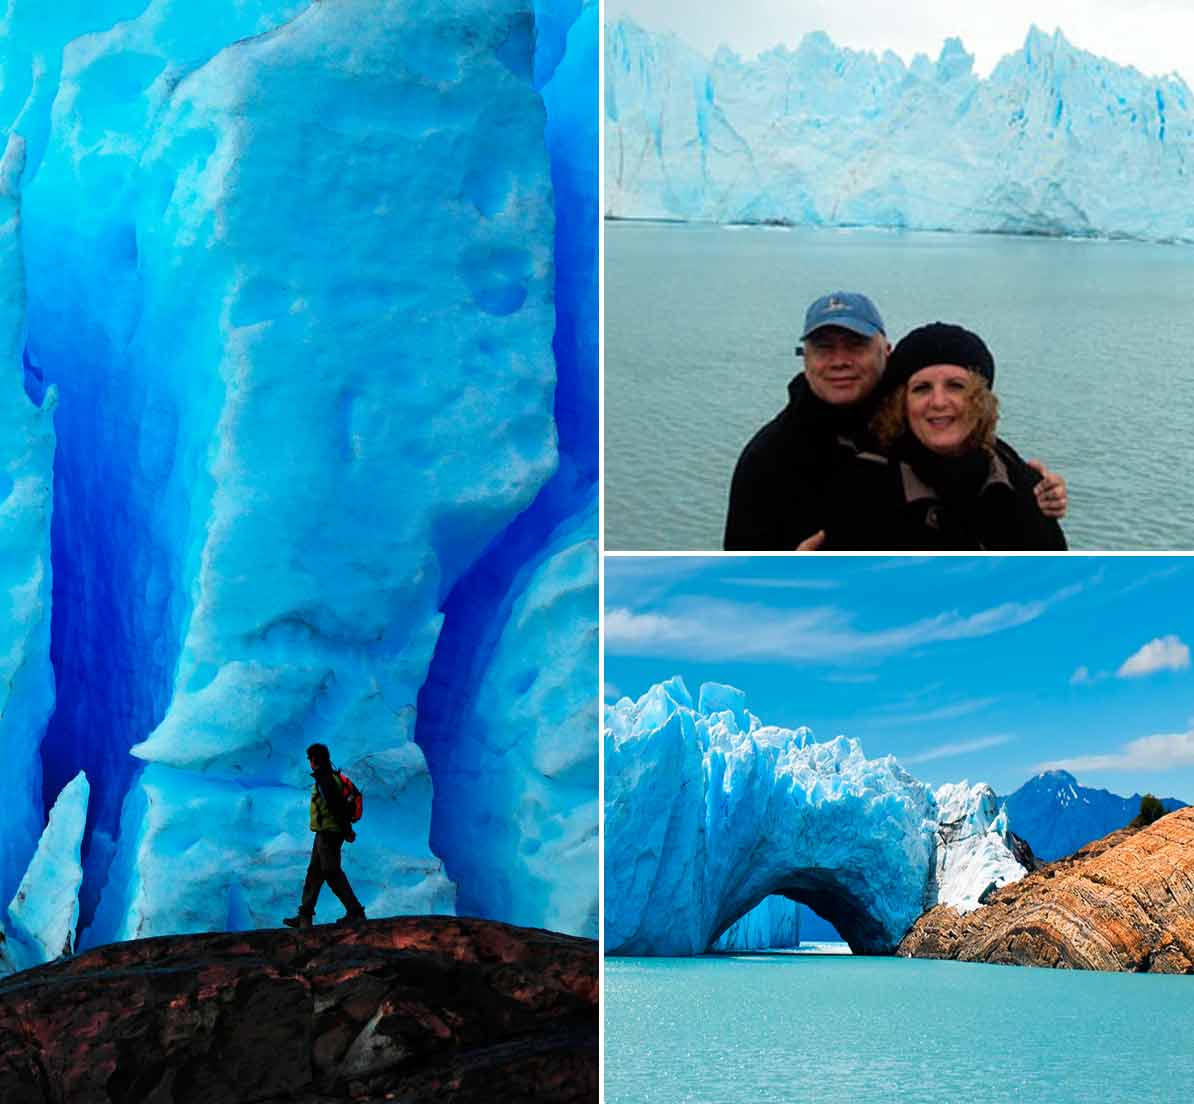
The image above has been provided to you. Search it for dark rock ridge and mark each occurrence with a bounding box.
[898,807,1194,972]
[999,769,1186,862]
[0,916,597,1103]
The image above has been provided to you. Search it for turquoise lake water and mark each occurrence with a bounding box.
[605,221,1194,551]
[604,954,1194,1103]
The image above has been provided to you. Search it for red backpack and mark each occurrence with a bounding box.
[335,769,364,822]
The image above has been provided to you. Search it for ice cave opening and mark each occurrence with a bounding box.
[713,871,892,956]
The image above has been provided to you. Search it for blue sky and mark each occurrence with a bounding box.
[604,556,1194,801]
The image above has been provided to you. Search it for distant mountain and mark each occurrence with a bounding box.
[999,770,1186,861]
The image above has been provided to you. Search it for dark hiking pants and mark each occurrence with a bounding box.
[299,830,364,918]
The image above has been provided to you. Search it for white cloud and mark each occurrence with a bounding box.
[1070,665,1092,685]
[604,580,1082,662]
[903,734,1014,765]
[604,681,623,702]
[872,697,998,726]
[724,576,841,591]
[1042,728,1194,773]
[1116,635,1190,679]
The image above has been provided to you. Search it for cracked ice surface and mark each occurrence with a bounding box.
[605,679,1025,955]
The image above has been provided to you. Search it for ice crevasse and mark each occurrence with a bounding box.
[0,0,597,973]
[604,679,1025,956]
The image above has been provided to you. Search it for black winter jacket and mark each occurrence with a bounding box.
[821,438,1068,551]
[724,374,876,550]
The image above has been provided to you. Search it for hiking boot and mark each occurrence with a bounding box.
[335,911,367,926]
[283,914,313,930]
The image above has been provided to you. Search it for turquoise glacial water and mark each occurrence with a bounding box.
[604,954,1194,1103]
[605,221,1194,551]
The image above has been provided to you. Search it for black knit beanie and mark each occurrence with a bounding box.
[881,322,995,396]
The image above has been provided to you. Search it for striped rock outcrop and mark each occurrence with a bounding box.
[898,807,1194,972]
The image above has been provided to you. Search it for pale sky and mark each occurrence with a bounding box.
[605,0,1194,87]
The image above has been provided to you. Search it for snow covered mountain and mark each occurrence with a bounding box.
[606,20,1194,242]
[1,0,597,976]
[604,678,1025,956]
[1000,770,1186,862]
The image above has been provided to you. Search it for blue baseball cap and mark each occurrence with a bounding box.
[800,291,886,340]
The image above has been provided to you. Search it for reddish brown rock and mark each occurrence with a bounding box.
[0,915,597,1103]
[898,807,1194,972]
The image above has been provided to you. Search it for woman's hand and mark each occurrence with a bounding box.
[796,530,826,551]
[1029,461,1068,519]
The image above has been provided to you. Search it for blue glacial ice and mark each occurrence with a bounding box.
[0,130,56,917]
[606,20,1194,243]
[3,772,89,972]
[713,895,800,952]
[0,0,596,972]
[604,679,1024,956]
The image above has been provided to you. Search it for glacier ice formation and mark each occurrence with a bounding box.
[0,130,57,919]
[713,895,800,952]
[0,0,596,974]
[604,678,1025,956]
[606,20,1194,244]
[3,772,89,972]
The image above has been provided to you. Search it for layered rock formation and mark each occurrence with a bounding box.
[0,916,598,1103]
[898,807,1194,972]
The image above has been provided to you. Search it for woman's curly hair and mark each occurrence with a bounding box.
[871,371,1000,453]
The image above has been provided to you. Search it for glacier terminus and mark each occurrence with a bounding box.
[606,20,1194,243]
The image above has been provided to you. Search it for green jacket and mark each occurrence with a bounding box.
[309,766,348,832]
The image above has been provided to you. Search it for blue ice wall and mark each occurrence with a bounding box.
[0,132,57,912]
[414,0,598,936]
[16,0,312,934]
[2,0,597,960]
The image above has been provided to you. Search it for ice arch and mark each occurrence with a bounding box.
[605,679,1024,956]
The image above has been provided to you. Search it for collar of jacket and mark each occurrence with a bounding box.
[785,373,875,435]
[899,448,1012,504]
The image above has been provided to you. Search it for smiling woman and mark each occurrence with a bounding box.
[820,322,1067,551]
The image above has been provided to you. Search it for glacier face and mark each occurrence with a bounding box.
[0,130,56,916]
[0,0,596,970]
[606,20,1194,243]
[713,895,800,952]
[929,782,1026,913]
[4,772,89,970]
[605,679,1025,956]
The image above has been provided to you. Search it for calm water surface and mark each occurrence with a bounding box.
[605,222,1194,550]
[604,954,1194,1103]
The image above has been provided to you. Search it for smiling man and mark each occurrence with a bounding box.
[724,292,1066,550]
[724,291,893,550]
